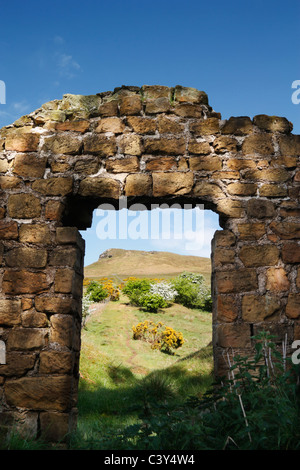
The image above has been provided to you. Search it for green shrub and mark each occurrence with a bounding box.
[171,272,212,310]
[86,281,109,303]
[122,278,151,306]
[138,293,168,312]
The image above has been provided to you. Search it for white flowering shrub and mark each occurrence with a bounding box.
[150,281,178,304]
[82,292,94,328]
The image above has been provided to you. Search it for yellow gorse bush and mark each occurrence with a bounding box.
[132,320,184,354]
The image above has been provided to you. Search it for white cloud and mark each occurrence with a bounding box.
[56,53,81,78]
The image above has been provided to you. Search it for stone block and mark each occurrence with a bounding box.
[259,184,287,197]
[213,247,235,266]
[247,199,275,218]
[242,294,281,322]
[266,267,290,291]
[78,176,121,198]
[237,223,266,240]
[5,247,48,268]
[119,134,143,156]
[173,103,203,118]
[227,183,257,196]
[49,247,81,269]
[242,134,274,155]
[157,116,184,134]
[42,135,81,154]
[35,296,74,315]
[51,120,90,133]
[152,172,193,197]
[83,134,117,156]
[286,294,300,319]
[221,116,253,135]
[281,243,300,263]
[0,299,21,326]
[216,295,238,322]
[216,199,245,218]
[0,353,35,376]
[212,136,238,153]
[189,156,222,171]
[216,323,251,348]
[5,128,40,152]
[95,117,125,134]
[270,222,300,239]
[13,153,47,178]
[239,245,279,267]
[193,181,224,199]
[189,118,220,135]
[227,158,256,170]
[188,140,211,155]
[173,86,208,104]
[0,220,18,240]
[213,230,236,247]
[2,270,48,294]
[119,95,142,115]
[253,114,292,133]
[74,158,99,175]
[21,312,48,328]
[244,168,290,183]
[50,315,74,349]
[126,116,156,134]
[31,177,73,196]
[39,351,73,374]
[144,136,186,155]
[124,174,152,196]
[0,176,22,189]
[8,194,41,219]
[145,156,177,172]
[19,224,51,245]
[5,376,73,411]
[216,269,257,293]
[278,134,300,156]
[45,200,65,221]
[7,328,47,351]
[40,409,77,442]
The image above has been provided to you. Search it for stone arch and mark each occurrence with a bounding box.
[0,85,299,441]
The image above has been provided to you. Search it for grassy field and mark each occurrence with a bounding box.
[70,293,213,449]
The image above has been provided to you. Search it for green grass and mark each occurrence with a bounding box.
[70,294,213,449]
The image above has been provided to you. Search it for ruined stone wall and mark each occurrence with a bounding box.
[0,85,299,442]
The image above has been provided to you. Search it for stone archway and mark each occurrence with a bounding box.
[0,85,299,441]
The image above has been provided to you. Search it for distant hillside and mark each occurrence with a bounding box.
[84,248,211,283]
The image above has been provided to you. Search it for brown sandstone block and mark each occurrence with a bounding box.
[0,220,18,240]
[40,410,77,442]
[189,118,220,135]
[0,158,9,173]
[189,156,222,171]
[107,156,140,173]
[5,376,73,411]
[145,97,171,114]
[54,268,82,295]
[42,135,81,154]
[246,199,275,218]
[237,223,266,240]
[217,295,238,322]
[212,136,237,153]
[244,168,290,182]
[0,176,22,189]
[39,351,73,375]
[98,100,118,117]
[188,140,211,155]
[119,95,142,115]
[286,294,300,319]
[227,159,256,170]
[7,328,47,351]
[242,294,281,322]
[126,116,156,134]
[216,269,257,293]
[144,136,186,155]
[269,222,300,239]
[278,134,300,156]
[221,116,253,135]
[266,267,290,291]
[50,314,74,348]
[173,103,203,118]
[13,153,47,178]
[157,116,184,134]
[95,117,125,134]
[193,181,224,199]
[51,120,90,133]
[49,247,81,269]
[281,243,300,263]
[213,230,236,247]
[145,156,177,172]
[173,86,208,104]
[259,184,287,197]
[152,172,193,197]
[5,247,47,268]
[242,134,274,155]
[0,352,35,376]
[253,115,292,133]
[56,227,83,247]
[2,270,49,294]
[5,128,40,152]
[21,312,48,328]
[142,85,171,100]
[239,245,279,267]
[19,224,51,244]
[227,182,257,196]
[8,194,41,219]
[124,174,152,196]
[213,247,235,266]
[74,158,99,175]
[216,199,245,218]
[35,296,74,315]
[78,176,121,198]
[32,177,73,196]
[119,135,143,156]
[216,323,251,348]
[83,134,117,156]
[0,299,22,326]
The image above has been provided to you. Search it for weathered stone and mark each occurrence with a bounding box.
[0,158,9,173]
[98,99,118,117]
[216,199,245,218]
[78,176,120,198]
[281,243,300,263]
[213,230,236,247]
[74,158,99,175]
[217,323,251,348]
[54,268,81,295]
[119,95,142,115]
[213,136,237,153]
[270,222,300,239]
[227,182,257,196]
[126,116,156,134]
[144,136,185,155]
[153,116,181,136]
[266,267,290,291]
[242,294,281,322]
[83,134,117,156]
[35,296,74,315]
[49,247,81,269]
[0,176,22,189]
[173,103,203,118]
[124,174,152,196]
[278,134,300,156]
[214,247,235,266]
[7,328,47,351]
[19,224,51,245]
[221,116,253,135]
[32,177,73,196]
[253,115,292,133]
[39,351,73,374]
[227,158,256,170]
[237,223,266,240]
[5,247,47,268]
[56,227,83,247]
[5,376,73,411]
[173,86,208,104]
[42,135,81,154]
[216,269,257,293]
[212,171,240,180]
[259,184,288,197]
[119,135,143,156]
[239,245,279,267]
[0,300,21,326]
[142,85,171,100]
[50,120,90,133]
[21,312,48,328]
[193,181,224,199]
[13,154,47,178]
[106,157,139,173]
[95,117,125,134]
[8,194,41,218]
[5,127,40,152]
[40,410,77,442]
[145,97,171,114]
[152,172,193,197]
[2,270,48,294]
[0,220,18,240]
[45,200,65,221]
[242,134,274,155]
[145,156,177,172]
[189,118,220,135]
[286,294,300,319]
[188,140,211,155]
[244,168,290,182]
[189,156,222,171]
[50,161,71,173]
[0,353,36,376]
[217,295,238,322]
[247,199,275,218]
[50,315,74,348]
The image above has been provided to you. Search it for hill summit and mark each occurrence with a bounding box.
[84,248,211,281]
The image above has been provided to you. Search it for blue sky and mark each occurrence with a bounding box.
[0,0,299,265]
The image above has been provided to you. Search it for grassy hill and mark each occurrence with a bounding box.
[84,248,211,283]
